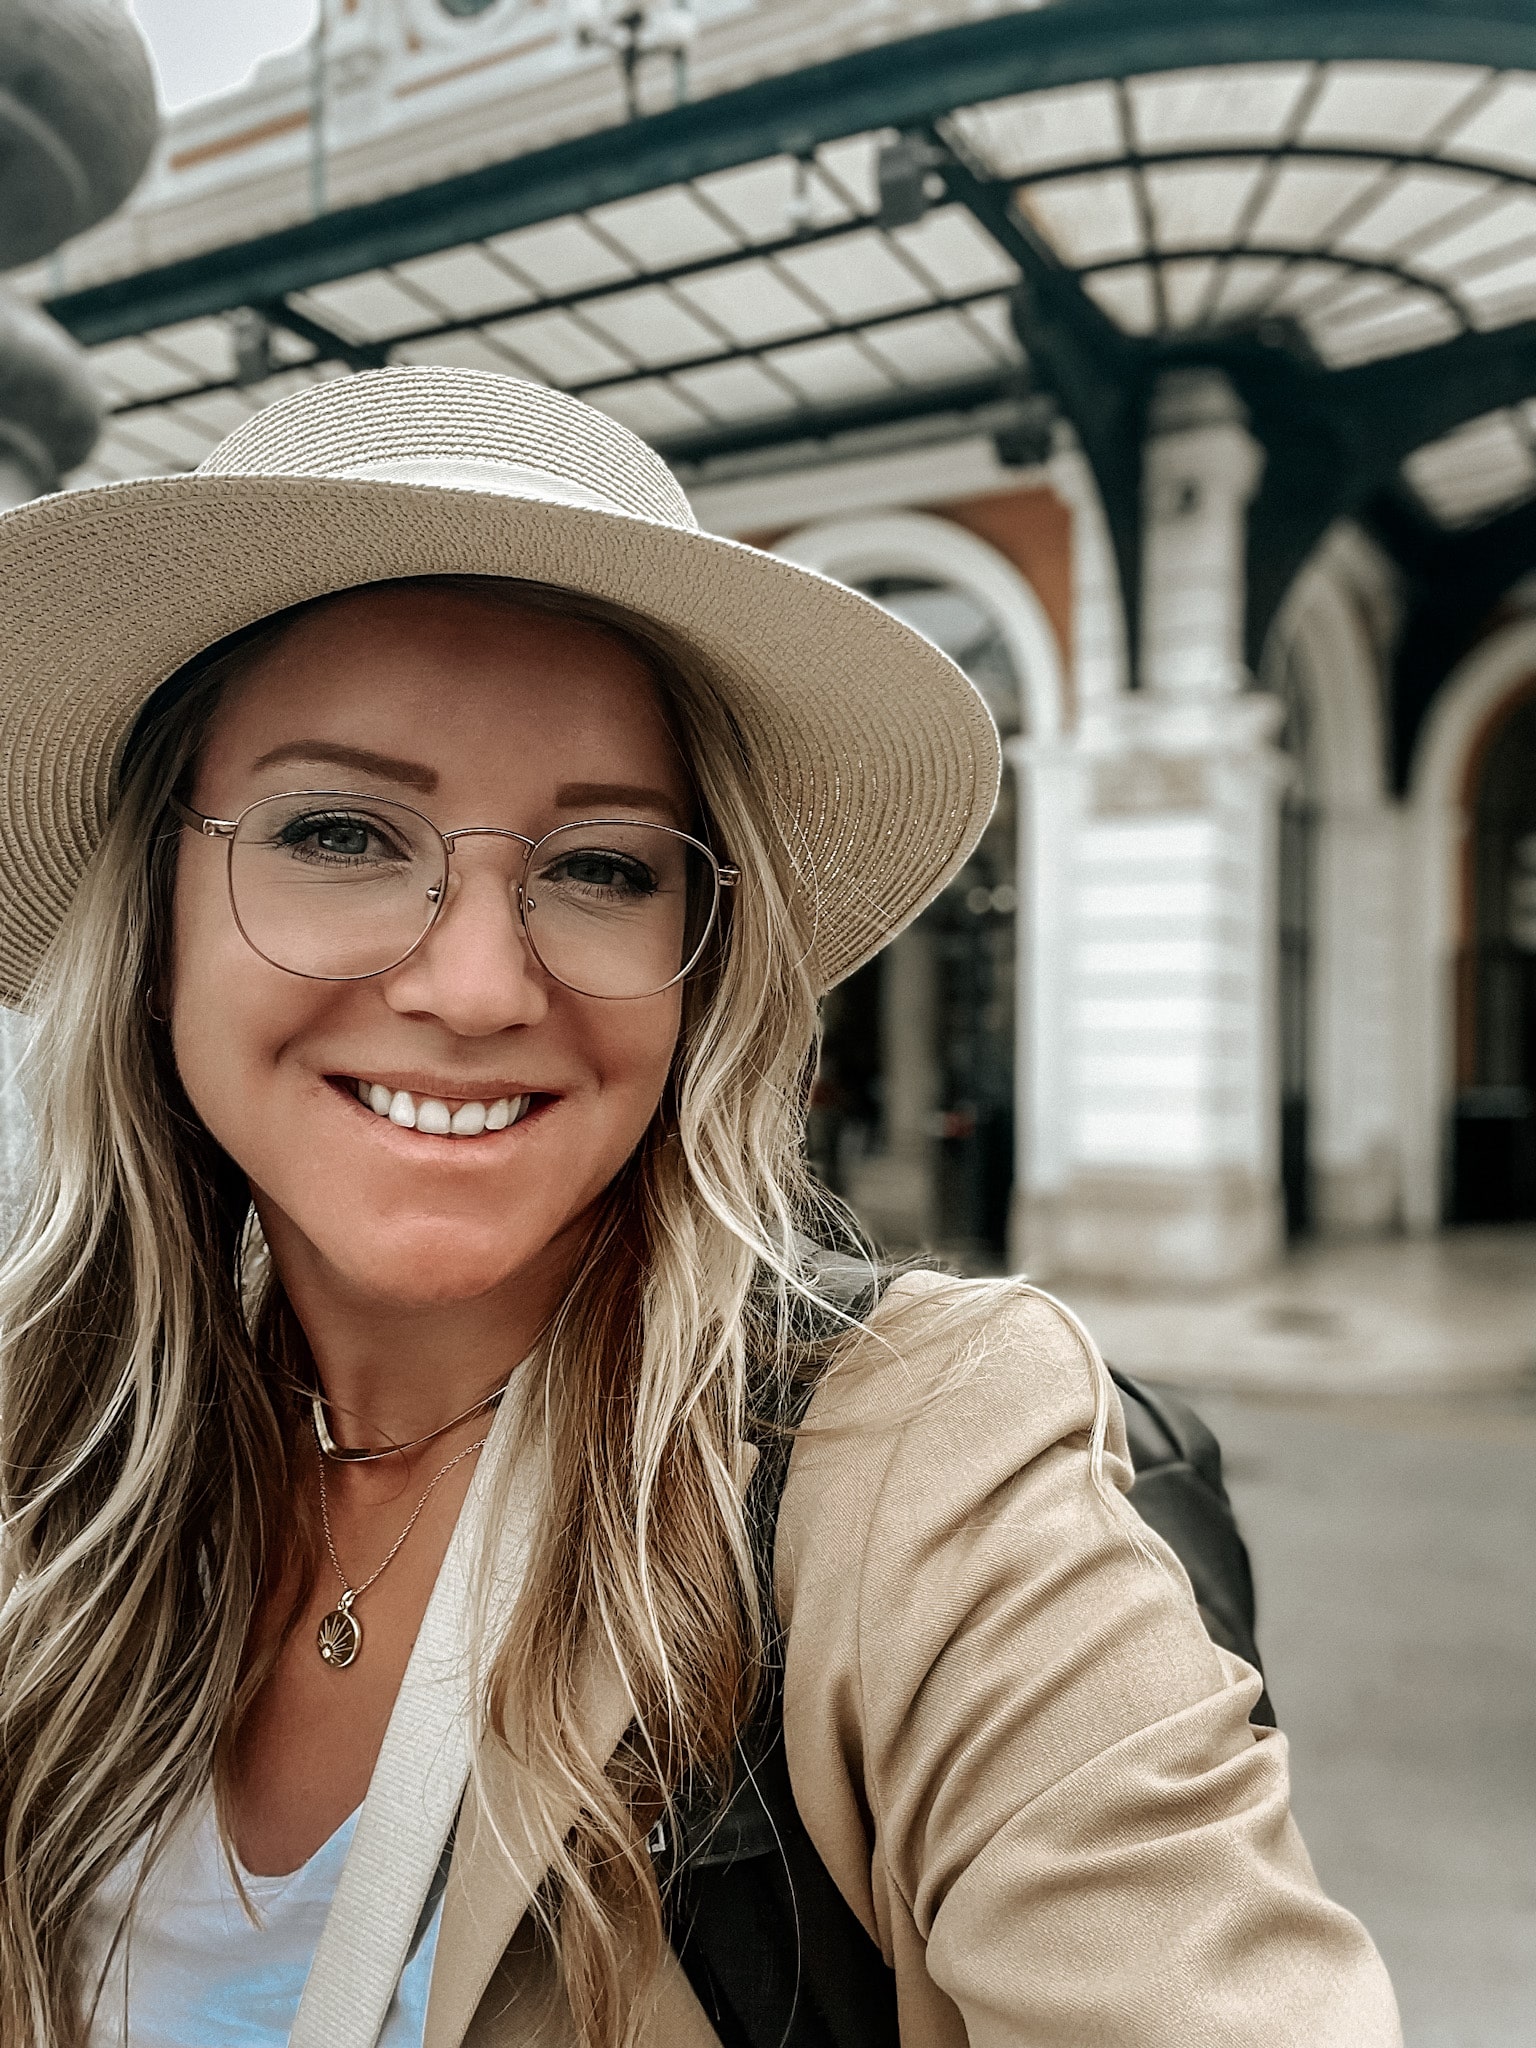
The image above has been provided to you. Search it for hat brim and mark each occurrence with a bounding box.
[0,471,1000,1005]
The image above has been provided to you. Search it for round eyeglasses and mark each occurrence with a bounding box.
[170,791,738,1000]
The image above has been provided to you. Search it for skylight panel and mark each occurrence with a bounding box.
[761,333,897,405]
[814,134,883,218]
[1447,73,1536,175]
[391,330,523,374]
[587,187,741,270]
[1248,161,1384,248]
[1127,63,1311,152]
[692,156,854,242]
[579,286,724,369]
[483,308,630,384]
[668,357,794,422]
[485,217,635,294]
[88,338,201,405]
[1018,169,1143,268]
[1405,409,1536,526]
[129,407,221,469]
[672,259,823,346]
[1415,191,1536,277]
[1301,61,1490,151]
[292,271,437,343]
[584,378,707,440]
[888,208,1018,295]
[1263,258,1357,317]
[172,388,256,437]
[1334,166,1495,262]
[1207,256,1288,322]
[391,245,532,320]
[963,297,1019,358]
[1459,247,1536,330]
[1144,161,1266,252]
[1308,286,1458,366]
[952,81,1122,178]
[1160,258,1221,328]
[862,308,1000,384]
[776,230,933,322]
[1081,266,1158,334]
[149,318,240,381]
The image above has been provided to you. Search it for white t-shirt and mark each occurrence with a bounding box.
[82,1797,448,2046]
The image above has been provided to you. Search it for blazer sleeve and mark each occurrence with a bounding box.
[773,1273,1402,2048]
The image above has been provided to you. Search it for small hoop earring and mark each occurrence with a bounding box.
[145,988,168,1025]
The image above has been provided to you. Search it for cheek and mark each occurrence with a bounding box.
[166,850,319,1146]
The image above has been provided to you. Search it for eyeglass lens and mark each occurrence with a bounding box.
[226,793,719,997]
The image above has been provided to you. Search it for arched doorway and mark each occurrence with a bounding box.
[1450,684,1536,1220]
[776,512,1062,1266]
[812,580,1021,1262]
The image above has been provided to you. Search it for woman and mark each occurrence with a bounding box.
[0,367,1398,2047]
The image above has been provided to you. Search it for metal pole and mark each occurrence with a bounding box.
[309,0,328,217]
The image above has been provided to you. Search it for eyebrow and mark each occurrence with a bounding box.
[248,742,437,792]
[555,781,687,827]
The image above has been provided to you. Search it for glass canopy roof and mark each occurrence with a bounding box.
[60,55,1536,536]
[958,58,1536,369]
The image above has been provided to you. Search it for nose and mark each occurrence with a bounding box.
[381,846,548,1035]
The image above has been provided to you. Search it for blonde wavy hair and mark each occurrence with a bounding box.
[0,578,863,2046]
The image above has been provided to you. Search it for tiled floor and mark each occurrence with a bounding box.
[1178,1383,1536,2048]
[1050,1226,1536,1395]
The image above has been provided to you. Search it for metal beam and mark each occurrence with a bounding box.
[657,369,1021,471]
[46,1,1536,347]
[1230,320,1536,656]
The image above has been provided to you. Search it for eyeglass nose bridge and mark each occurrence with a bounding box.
[427,825,539,909]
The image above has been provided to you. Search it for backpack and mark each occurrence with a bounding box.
[661,1262,1273,2048]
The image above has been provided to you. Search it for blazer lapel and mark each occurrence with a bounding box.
[423,1633,635,2048]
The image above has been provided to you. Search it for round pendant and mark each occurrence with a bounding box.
[317,1601,362,1669]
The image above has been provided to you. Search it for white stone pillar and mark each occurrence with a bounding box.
[1037,370,1286,1284]
[1139,369,1265,698]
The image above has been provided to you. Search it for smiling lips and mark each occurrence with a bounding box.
[351,1079,533,1137]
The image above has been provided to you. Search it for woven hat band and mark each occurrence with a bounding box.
[196,365,698,531]
[332,454,641,517]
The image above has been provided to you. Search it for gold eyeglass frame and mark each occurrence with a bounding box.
[169,790,739,999]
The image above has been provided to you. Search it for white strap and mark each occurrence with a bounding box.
[289,1381,536,2048]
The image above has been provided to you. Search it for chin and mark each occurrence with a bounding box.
[314,1211,580,1310]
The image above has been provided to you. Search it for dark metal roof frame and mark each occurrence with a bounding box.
[45,0,1536,347]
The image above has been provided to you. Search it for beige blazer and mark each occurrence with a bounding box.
[424,1275,1403,2047]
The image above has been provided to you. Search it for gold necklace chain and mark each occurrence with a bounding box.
[310,1380,507,1463]
[314,1431,487,1669]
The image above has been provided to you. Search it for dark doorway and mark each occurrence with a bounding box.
[807,576,1021,1266]
[1451,686,1536,1221]
[1271,633,1317,1238]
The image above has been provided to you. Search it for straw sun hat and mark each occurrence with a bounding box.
[0,366,999,1005]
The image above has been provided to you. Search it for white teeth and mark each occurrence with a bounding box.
[354,1083,532,1137]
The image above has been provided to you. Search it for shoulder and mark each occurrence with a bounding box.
[781,1271,1131,1527]
[773,1271,1149,1683]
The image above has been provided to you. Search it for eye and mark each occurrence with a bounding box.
[274,810,410,864]
[546,848,658,896]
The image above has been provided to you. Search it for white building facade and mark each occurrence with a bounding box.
[15,0,1536,1282]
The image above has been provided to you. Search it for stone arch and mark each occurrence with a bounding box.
[773,510,1067,740]
[1403,614,1536,1226]
[772,510,1067,1265]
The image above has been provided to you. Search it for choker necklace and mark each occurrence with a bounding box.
[310,1382,507,1464]
[314,1430,488,1669]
